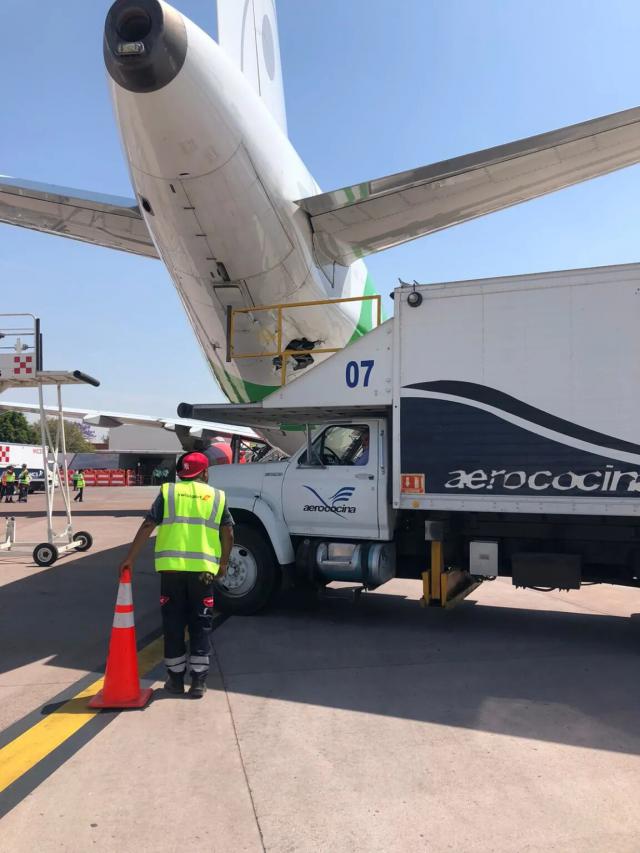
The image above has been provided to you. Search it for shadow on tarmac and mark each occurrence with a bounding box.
[3,544,640,754]
[0,543,160,678]
[212,585,640,755]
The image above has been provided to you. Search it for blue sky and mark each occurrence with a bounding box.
[1,0,639,415]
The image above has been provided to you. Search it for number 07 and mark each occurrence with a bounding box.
[345,359,374,388]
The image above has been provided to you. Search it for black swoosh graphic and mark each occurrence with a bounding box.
[405,380,640,457]
[303,485,346,519]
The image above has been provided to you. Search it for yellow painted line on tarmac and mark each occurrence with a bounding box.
[0,637,163,795]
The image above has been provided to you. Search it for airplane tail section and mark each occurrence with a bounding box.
[217,0,287,134]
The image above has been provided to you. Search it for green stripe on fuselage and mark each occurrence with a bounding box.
[348,274,383,344]
[210,363,276,404]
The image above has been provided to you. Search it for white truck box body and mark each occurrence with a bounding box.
[0,441,45,484]
[394,263,640,515]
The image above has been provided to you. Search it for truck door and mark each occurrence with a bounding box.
[282,422,380,538]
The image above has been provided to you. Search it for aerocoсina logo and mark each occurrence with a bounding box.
[302,485,356,517]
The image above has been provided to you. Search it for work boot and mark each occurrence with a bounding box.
[164,671,185,694]
[189,673,207,698]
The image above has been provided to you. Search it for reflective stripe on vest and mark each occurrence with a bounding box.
[154,480,225,573]
[5,473,15,483]
[19,472,30,484]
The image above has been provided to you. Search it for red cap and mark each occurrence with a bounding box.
[177,451,209,479]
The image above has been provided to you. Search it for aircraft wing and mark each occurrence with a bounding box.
[0,177,159,258]
[0,401,258,441]
[297,106,640,266]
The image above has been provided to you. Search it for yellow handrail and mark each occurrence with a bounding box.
[228,294,382,385]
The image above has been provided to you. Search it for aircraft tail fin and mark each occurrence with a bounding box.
[217,0,287,135]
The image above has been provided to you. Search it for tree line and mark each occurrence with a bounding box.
[0,411,94,453]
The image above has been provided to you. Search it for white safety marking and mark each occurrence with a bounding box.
[115,584,133,606]
[112,611,135,628]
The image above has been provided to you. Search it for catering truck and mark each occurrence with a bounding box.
[0,442,46,492]
[180,262,640,614]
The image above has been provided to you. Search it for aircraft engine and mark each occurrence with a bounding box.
[104,0,187,94]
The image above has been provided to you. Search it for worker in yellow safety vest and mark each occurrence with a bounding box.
[73,470,85,503]
[17,464,31,503]
[0,469,7,501]
[119,451,234,698]
[4,467,16,503]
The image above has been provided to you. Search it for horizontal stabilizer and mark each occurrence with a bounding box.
[297,107,640,266]
[0,177,158,258]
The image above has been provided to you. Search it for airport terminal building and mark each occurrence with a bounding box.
[70,424,181,485]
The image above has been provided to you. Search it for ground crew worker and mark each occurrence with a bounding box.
[0,469,7,501]
[73,470,85,502]
[353,429,370,465]
[4,466,16,503]
[18,464,30,502]
[118,451,233,699]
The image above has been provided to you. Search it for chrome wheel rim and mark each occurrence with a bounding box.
[219,545,258,597]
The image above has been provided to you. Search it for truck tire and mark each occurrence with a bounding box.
[214,523,280,615]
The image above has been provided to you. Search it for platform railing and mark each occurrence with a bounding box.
[226,294,382,386]
[0,313,42,377]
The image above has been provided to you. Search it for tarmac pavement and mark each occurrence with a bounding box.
[1,488,640,851]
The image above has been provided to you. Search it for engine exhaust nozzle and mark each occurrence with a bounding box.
[104,0,187,93]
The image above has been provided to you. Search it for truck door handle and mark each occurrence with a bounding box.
[355,473,374,480]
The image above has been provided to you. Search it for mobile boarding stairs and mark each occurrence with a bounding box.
[0,314,99,566]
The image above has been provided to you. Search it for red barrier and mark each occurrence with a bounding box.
[67,469,136,487]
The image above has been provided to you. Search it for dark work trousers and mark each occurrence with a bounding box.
[73,487,84,502]
[159,571,215,677]
[18,484,28,502]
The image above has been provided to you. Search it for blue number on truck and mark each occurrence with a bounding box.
[346,359,374,388]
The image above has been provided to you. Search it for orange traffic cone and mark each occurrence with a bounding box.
[89,567,153,709]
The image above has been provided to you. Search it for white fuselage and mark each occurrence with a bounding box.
[107,9,370,434]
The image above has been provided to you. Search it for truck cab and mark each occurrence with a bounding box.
[211,417,395,613]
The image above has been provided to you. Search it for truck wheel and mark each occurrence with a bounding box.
[33,543,59,567]
[214,524,280,615]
